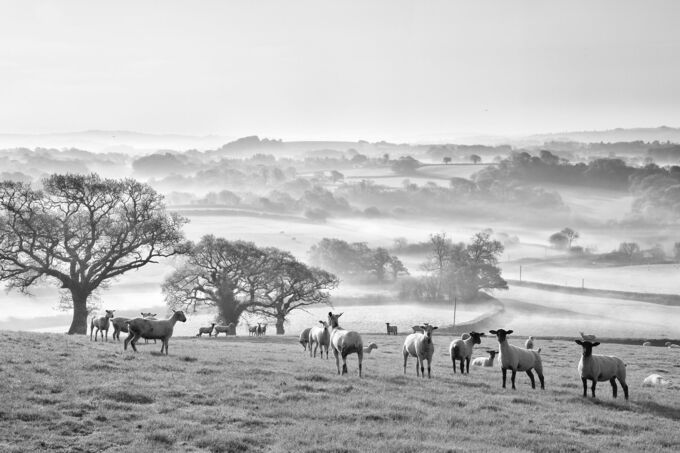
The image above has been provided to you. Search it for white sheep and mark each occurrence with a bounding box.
[196,323,216,337]
[299,327,312,350]
[525,336,535,349]
[363,342,378,354]
[642,374,671,387]
[328,312,365,377]
[449,331,485,374]
[309,320,331,359]
[90,310,115,342]
[214,322,236,337]
[110,316,130,341]
[489,329,545,390]
[140,312,157,344]
[665,342,680,349]
[124,310,187,355]
[642,341,652,347]
[575,340,628,400]
[471,350,498,367]
[248,324,258,336]
[580,332,596,341]
[403,324,438,378]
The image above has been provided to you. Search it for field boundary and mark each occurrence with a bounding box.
[507,279,680,306]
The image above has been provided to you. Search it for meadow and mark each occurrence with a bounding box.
[1,330,679,452]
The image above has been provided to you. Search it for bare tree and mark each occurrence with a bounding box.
[0,174,187,334]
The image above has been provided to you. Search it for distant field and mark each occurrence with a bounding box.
[1,331,678,452]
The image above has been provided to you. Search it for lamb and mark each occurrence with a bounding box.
[124,310,187,355]
[449,331,485,374]
[642,341,652,347]
[471,350,498,367]
[403,324,438,378]
[299,327,312,350]
[489,329,545,390]
[580,332,596,341]
[525,336,535,349]
[643,374,671,387]
[665,342,680,349]
[328,312,365,377]
[575,340,628,400]
[90,310,115,342]
[214,322,236,337]
[196,323,216,337]
[363,342,378,354]
[257,323,268,336]
[248,324,258,336]
[386,323,398,335]
[309,320,331,359]
[111,316,130,341]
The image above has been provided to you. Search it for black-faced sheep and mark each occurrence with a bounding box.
[575,340,628,400]
[490,329,545,390]
[450,331,485,374]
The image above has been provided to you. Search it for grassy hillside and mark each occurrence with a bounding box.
[1,331,679,452]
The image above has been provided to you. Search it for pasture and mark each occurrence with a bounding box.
[1,330,679,452]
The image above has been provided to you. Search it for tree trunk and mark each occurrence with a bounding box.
[67,289,90,335]
[275,317,285,335]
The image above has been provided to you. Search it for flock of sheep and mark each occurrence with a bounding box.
[89,309,674,398]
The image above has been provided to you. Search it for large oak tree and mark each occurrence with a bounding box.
[0,174,188,334]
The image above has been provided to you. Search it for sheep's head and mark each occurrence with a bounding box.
[366,342,378,352]
[469,331,485,345]
[575,340,599,357]
[489,329,513,343]
[105,310,115,318]
[141,312,157,318]
[488,350,498,358]
[328,312,343,328]
[419,324,438,343]
[318,320,329,329]
[172,310,187,323]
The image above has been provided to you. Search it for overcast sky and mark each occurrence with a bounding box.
[1,0,678,142]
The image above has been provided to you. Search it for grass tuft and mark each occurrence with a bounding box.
[100,390,154,404]
[179,355,198,362]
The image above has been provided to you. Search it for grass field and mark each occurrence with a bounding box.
[1,331,679,452]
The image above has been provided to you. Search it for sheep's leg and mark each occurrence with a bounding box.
[341,352,348,375]
[419,357,425,378]
[459,359,465,374]
[526,370,536,389]
[129,334,140,352]
[162,339,169,355]
[403,353,408,375]
[313,343,318,358]
[452,357,456,373]
[334,349,341,375]
[427,359,431,379]
[591,380,597,398]
[465,358,470,374]
[538,373,545,390]
[610,377,618,398]
[502,368,507,388]
[510,369,517,390]
[581,377,588,397]
[620,378,629,400]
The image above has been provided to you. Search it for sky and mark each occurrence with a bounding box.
[0,0,679,142]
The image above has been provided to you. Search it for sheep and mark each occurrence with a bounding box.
[90,310,115,342]
[214,322,236,337]
[403,324,438,378]
[525,336,535,349]
[471,350,498,367]
[309,320,331,359]
[575,340,628,400]
[248,324,258,336]
[580,332,596,341]
[489,329,545,390]
[411,325,423,334]
[110,316,130,341]
[449,331,485,374]
[299,327,312,350]
[328,312,365,377]
[386,323,398,335]
[665,342,680,349]
[363,342,378,354]
[257,323,268,336]
[642,341,652,347]
[643,374,671,387]
[196,323,216,337]
[124,310,187,355]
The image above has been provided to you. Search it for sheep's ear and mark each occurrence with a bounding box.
[506,330,513,335]
[432,326,438,330]
[592,342,600,347]
[489,330,497,334]
[319,320,324,324]
[479,332,485,336]
[575,340,583,345]
[337,312,343,318]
